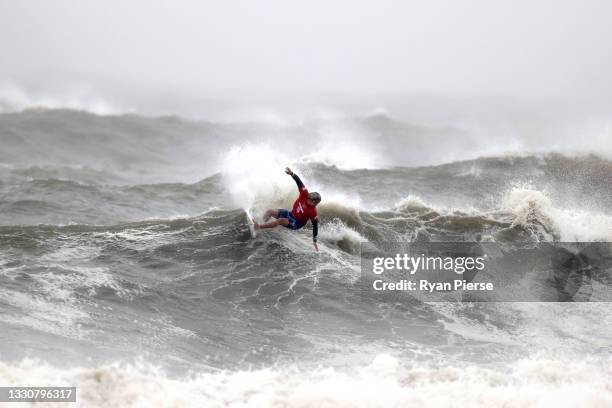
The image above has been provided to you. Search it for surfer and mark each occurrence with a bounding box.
[254,168,321,251]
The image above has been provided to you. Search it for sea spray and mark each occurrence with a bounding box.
[220,144,296,217]
[506,188,612,241]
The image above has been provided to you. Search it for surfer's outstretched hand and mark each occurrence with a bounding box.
[313,242,319,251]
[285,167,293,175]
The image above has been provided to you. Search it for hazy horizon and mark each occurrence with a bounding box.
[2,0,612,118]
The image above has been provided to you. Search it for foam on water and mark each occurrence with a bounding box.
[509,302,612,351]
[0,288,89,339]
[1,355,610,408]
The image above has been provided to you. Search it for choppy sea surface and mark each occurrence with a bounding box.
[1,109,611,407]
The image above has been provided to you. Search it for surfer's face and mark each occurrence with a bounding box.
[306,198,319,207]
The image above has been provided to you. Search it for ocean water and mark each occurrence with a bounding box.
[0,108,611,407]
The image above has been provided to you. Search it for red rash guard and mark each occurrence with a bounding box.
[291,185,318,225]
[290,173,319,242]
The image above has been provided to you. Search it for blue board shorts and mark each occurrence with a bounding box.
[277,209,303,230]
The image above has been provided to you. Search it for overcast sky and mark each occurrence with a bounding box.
[1,0,612,103]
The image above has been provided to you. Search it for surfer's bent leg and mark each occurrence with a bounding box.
[255,218,289,230]
[255,209,300,230]
[263,209,278,222]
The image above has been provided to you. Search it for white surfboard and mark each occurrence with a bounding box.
[245,209,257,238]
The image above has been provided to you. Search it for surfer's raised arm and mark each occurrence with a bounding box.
[285,167,306,192]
